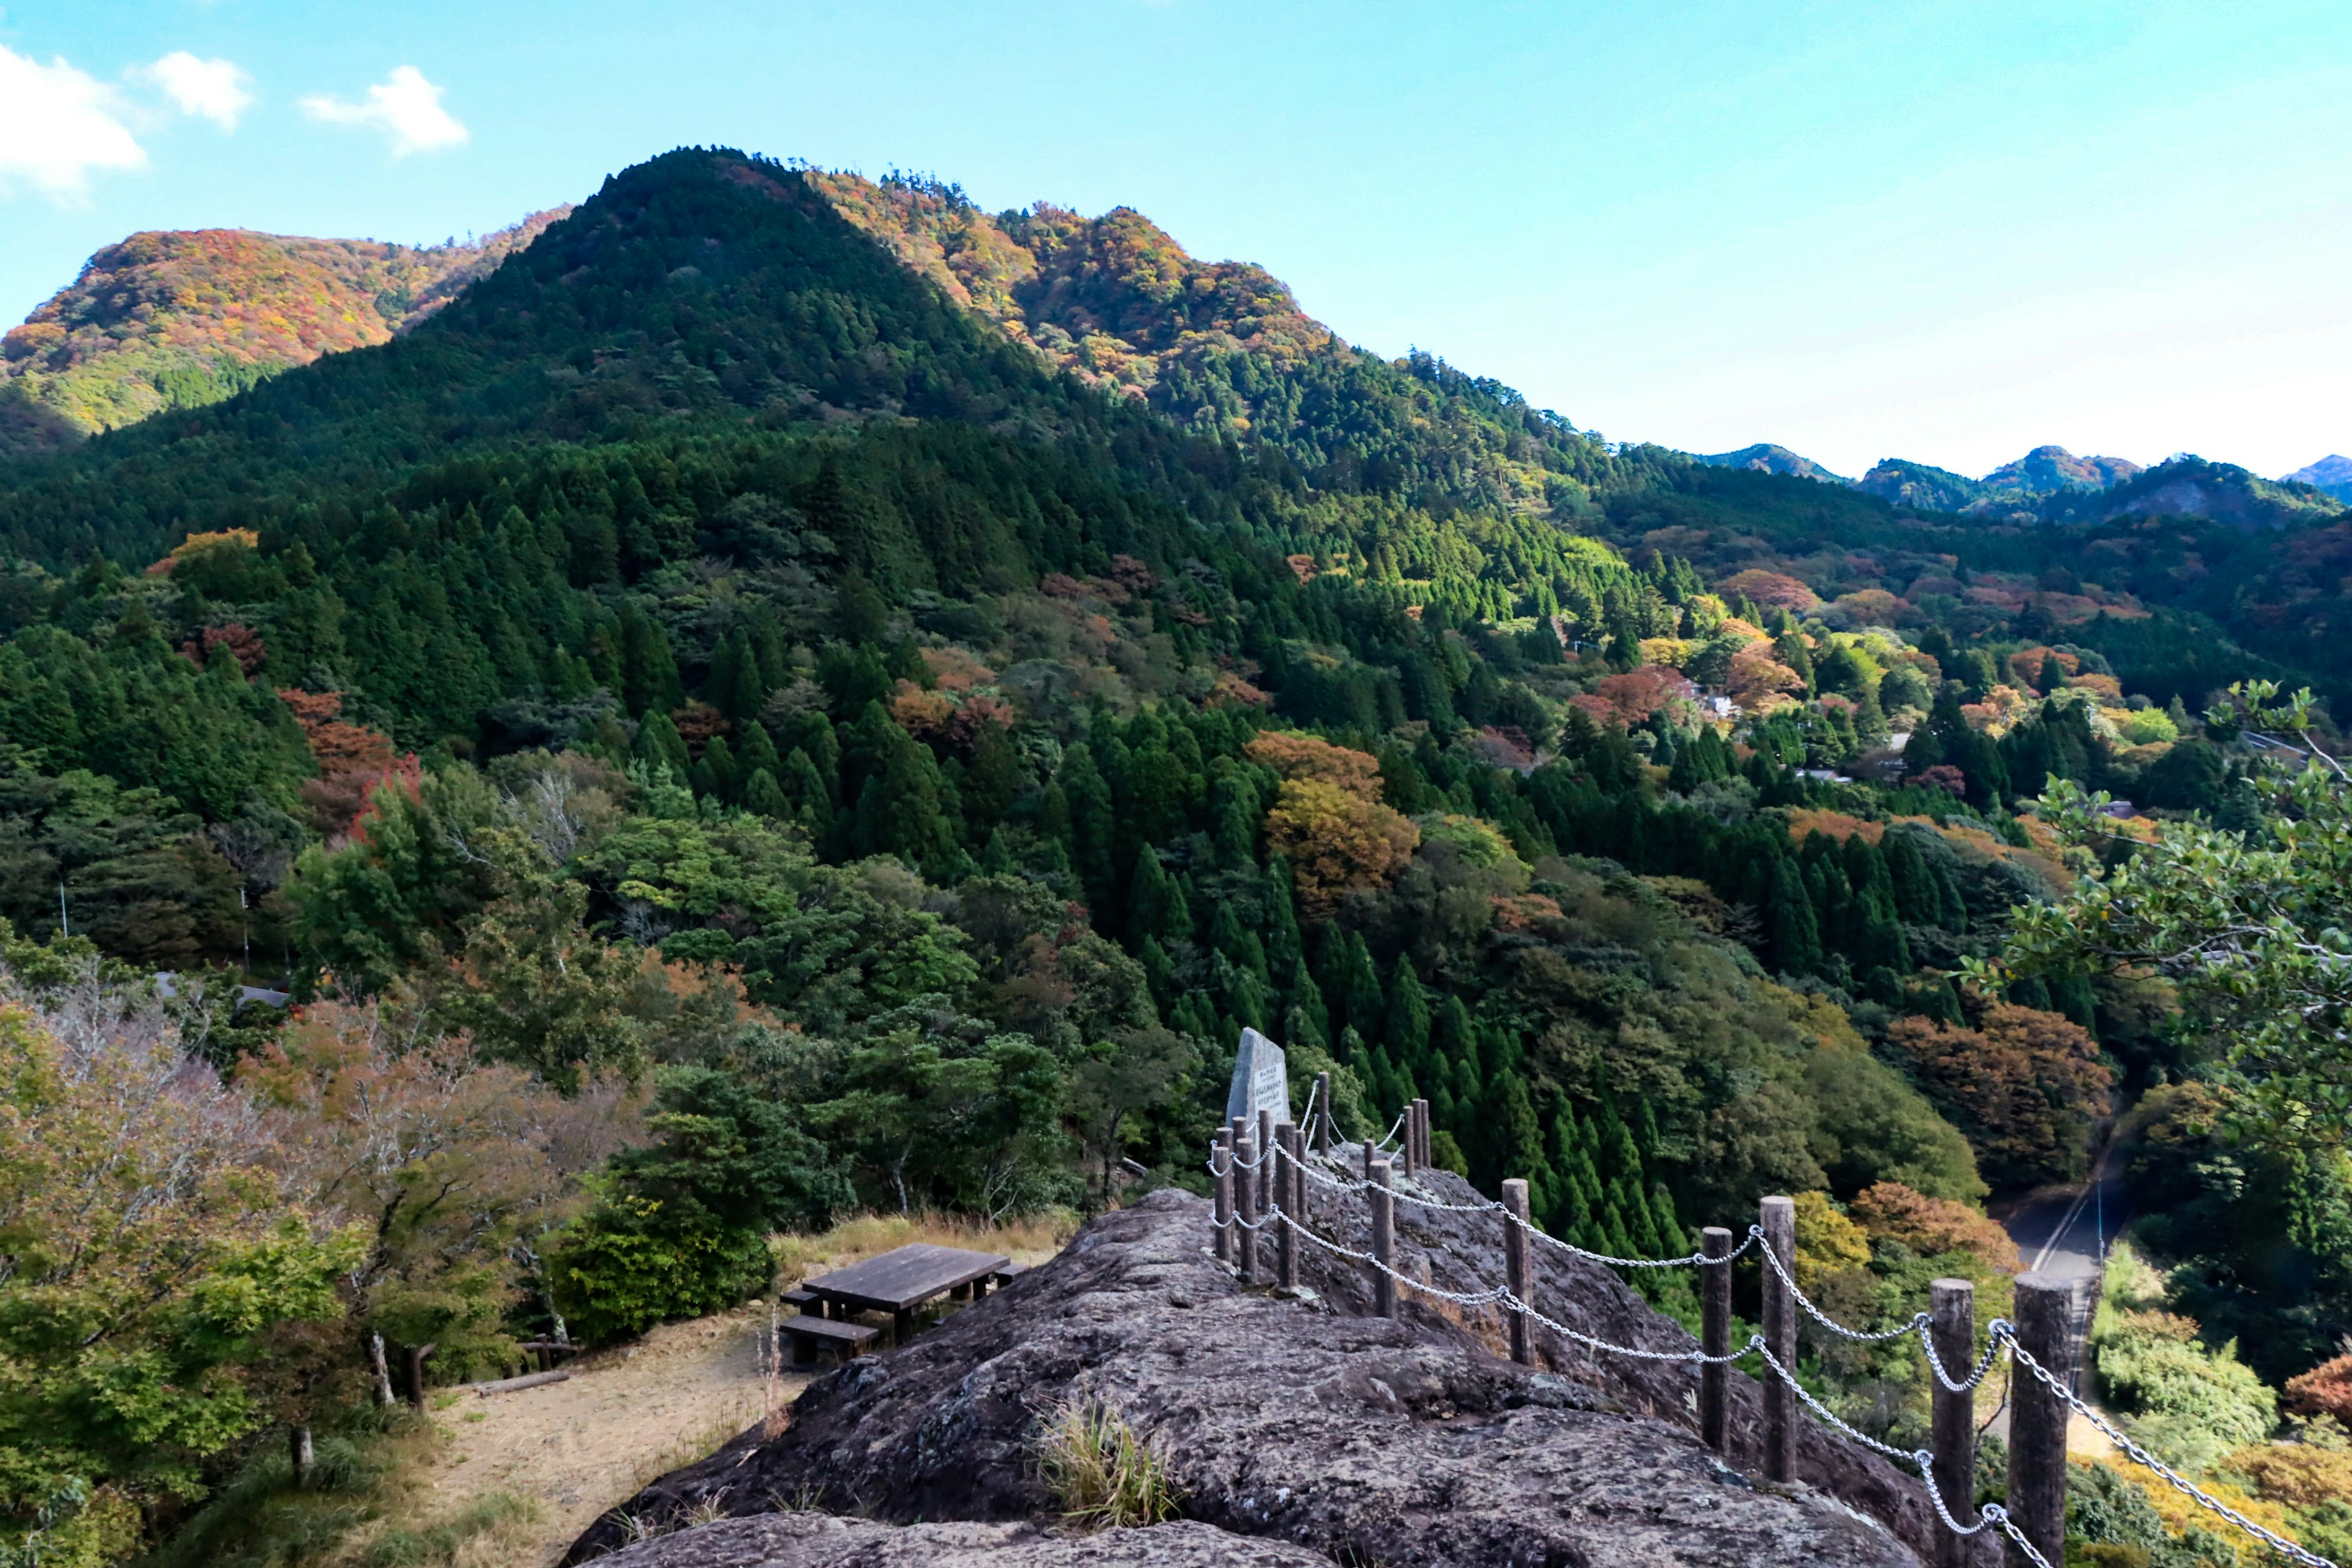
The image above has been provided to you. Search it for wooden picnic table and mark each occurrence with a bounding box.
[802,1243,1012,1343]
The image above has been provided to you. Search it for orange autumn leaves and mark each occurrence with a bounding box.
[1888,1002,2112,1188]
[1247,732,1419,918]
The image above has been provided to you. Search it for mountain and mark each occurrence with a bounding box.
[0,209,569,456]
[2286,454,2352,502]
[807,170,1609,516]
[1692,442,1847,483]
[1855,444,2139,517]
[1982,443,2141,494]
[1852,456,1989,513]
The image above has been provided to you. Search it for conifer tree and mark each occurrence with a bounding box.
[735,710,782,782]
[782,748,834,839]
[1344,932,1385,1047]
[1491,1071,1556,1223]
[1264,856,1302,984]
[1766,858,1822,973]
[1128,847,1189,948]
[710,627,765,723]
[744,767,789,820]
[694,734,737,801]
[633,709,691,777]
[1286,965,1330,1053]
[1385,958,1430,1067]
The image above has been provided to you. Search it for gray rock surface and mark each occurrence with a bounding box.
[590,1515,1343,1568]
[570,1170,1992,1567]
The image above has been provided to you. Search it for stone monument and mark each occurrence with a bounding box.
[1224,1027,1291,1125]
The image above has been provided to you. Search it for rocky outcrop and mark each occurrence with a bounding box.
[570,1170,1989,1567]
[591,1515,1344,1568]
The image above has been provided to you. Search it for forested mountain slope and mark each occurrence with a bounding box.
[0,210,568,456]
[0,146,2346,1568]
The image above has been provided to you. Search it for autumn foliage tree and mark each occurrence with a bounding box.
[1887,1002,2112,1190]
[0,986,361,1564]
[1249,733,1419,917]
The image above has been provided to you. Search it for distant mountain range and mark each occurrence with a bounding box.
[0,209,570,456]
[1691,438,2345,528]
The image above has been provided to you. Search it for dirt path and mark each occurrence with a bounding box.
[402,1215,1074,1566]
[417,1304,809,1566]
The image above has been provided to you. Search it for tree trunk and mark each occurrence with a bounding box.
[289,1423,314,1488]
[404,1342,437,1406]
[369,1332,396,1407]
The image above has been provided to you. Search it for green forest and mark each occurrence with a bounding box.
[0,148,2348,1567]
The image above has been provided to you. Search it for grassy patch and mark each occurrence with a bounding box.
[1033,1393,1182,1530]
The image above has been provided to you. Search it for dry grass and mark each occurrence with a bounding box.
[1033,1393,1182,1530]
[768,1209,1077,1287]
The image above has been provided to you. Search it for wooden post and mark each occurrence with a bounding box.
[1759,1195,1796,1483]
[1257,1107,1276,1216]
[1502,1178,1534,1366]
[1313,1071,1331,1153]
[2008,1273,2074,1567]
[1701,1226,1733,1452]
[1413,1099,1430,1170]
[1235,1134,1259,1282]
[1368,1158,1395,1317]
[1931,1278,1978,1567]
[1401,1101,1419,1178]
[1213,1124,1234,1262]
[1276,1123,1299,1289]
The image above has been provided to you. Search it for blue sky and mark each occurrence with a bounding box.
[4,0,2351,480]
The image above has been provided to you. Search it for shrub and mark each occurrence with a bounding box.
[2092,1244,2277,1469]
[1033,1394,1181,1529]
[2285,1354,2352,1425]
[548,1196,775,1346]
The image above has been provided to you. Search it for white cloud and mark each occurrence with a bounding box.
[0,43,146,198]
[300,66,467,156]
[134,52,255,132]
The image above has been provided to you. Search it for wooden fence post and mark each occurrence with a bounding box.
[1313,1071,1331,1153]
[1277,1123,1300,1290]
[1760,1194,1796,1483]
[1257,1107,1276,1217]
[1502,1178,1534,1365]
[1369,1158,1395,1317]
[1236,1133,1259,1282]
[1401,1101,1419,1178]
[1414,1099,1431,1170]
[2008,1273,2074,1567]
[1701,1226,1733,1451]
[1931,1278,1978,1567]
[1213,1124,1234,1262]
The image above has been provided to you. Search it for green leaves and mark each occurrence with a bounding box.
[2002,683,2352,1146]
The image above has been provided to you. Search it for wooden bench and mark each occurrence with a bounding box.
[989,1263,1028,1289]
[782,1315,878,1367]
[781,1288,820,1314]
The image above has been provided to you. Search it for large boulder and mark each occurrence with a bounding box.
[570,1170,1985,1567]
[589,1515,1345,1568]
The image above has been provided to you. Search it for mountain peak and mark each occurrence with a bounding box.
[2285,454,2352,501]
[0,208,570,455]
[1979,444,2141,492]
[1692,443,1847,483]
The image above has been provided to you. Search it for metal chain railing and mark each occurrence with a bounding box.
[1198,1133,2335,1568]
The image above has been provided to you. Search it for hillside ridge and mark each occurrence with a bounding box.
[0,208,570,454]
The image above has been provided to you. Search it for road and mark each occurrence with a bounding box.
[1996,1141,2130,1397]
